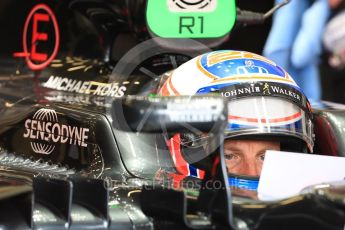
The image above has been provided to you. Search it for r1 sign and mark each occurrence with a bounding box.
[146,0,236,38]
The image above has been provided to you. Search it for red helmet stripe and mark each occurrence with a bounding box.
[168,134,189,175]
[167,77,180,95]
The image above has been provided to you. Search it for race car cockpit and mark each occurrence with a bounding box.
[0,0,343,229]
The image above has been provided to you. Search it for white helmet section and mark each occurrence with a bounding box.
[159,50,300,96]
[159,56,211,96]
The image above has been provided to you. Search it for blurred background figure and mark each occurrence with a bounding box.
[321,0,345,104]
[263,0,342,107]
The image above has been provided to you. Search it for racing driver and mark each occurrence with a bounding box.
[158,50,314,191]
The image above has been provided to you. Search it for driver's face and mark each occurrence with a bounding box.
[224,140,280,177]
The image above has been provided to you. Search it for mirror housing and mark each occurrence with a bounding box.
[111,95,227,133]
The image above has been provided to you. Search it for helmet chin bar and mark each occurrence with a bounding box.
[228,174,260,191]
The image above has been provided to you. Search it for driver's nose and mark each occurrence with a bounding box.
[238,160,261,177]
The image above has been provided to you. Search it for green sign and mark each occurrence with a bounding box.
[146,0,236,38]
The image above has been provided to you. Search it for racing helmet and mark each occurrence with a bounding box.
[158,50,314,190]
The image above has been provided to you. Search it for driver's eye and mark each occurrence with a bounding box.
[258,152,266,161]
[259,154,265,161]
[224,152,240,161]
